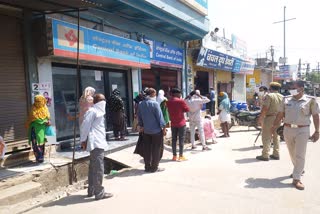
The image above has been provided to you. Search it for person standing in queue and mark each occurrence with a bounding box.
[256,82,283,161]
[167,88,190,161]
[138,88,166,173]
[272,80,320,190]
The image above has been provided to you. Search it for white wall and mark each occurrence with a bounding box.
[37,58,57,144]
[132,68,140,98]
[232,73,246,102]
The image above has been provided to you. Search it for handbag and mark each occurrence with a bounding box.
[45,126,56,136]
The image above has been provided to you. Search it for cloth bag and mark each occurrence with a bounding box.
[45,126,56,136]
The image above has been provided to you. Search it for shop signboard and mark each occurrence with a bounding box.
[196,47,242,72]
[274,65,297,80]
[145,38,183,69]
[179,0,208,15]
[239,58,255,75]
[51,19,150,69]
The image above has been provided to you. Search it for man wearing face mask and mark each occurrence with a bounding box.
[80,94,113,200]
[138,88,166,173]
[258,86,268,107]
[272,81,320,190]
[256,82,283,161]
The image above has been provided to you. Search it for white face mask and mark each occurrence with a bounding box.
[258,91,264,97]
[289,89,299,96]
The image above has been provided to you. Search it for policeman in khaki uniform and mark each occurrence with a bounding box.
[256,82,283,161]
[272,81,320,190]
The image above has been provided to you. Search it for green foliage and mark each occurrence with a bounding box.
[306,72,320,83]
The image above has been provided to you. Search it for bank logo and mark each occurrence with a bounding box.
[57,24,84,49]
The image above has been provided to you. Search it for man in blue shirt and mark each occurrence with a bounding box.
[138,88,166,173]
[209,87,216,116]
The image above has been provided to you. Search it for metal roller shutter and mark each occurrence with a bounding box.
[0,14,28,151]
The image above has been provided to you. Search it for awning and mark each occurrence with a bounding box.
[0,0,100,12]
[88,0,208,41]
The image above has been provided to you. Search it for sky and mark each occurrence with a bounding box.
[208,0,320,70]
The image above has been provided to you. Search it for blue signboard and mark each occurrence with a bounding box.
[51,19,150,68]
[196,47,242,72]
[146,38,184,68]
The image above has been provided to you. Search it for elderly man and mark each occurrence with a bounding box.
[138,88,166,173]
[272,81,320,190]
[80,94,113,200]
[185,90,211,151]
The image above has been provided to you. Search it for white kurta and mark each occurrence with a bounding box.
[80,101,108,152]
[218,104,231,123]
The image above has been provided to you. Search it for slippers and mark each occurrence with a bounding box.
[119,138,128,141]
[219,135,227,138]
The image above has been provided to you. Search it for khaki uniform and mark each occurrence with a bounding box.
[261,92,283,158]
[280,95,320,180]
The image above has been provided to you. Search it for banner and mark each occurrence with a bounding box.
[51,19,150,69]
[196,47,242,72]
[274,65,298,80]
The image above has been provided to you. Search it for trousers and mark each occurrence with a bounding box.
[171,125,186,156]
[88,148,105,199]
[284,127,309,180]
[261,116,280,157]
[143,131,163,171]
[190,120,206,147]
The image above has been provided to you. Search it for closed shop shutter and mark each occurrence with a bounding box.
[0,15,28,150]
[141,69,156,89]
[159,70,177,93]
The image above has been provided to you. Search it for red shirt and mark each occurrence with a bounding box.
[167,97,190,128]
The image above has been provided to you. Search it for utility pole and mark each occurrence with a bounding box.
[271,45,274,81]
[298,58,301,79]
[273,6,296,65]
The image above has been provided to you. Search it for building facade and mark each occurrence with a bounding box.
[0,0,209,156]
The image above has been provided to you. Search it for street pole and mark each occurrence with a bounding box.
[273,6,296,65]
[271,45,274,81]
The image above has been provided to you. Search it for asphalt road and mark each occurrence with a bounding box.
[27,121,320,214]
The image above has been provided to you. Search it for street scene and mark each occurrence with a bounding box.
[1,0,320,213]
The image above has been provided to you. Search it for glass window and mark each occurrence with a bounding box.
[80,69,105,94]
[52,66,78,141]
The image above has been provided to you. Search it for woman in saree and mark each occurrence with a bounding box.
[26,95,51,163]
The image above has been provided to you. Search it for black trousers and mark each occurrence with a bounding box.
[143,131,163,172]
[209,101,216,116]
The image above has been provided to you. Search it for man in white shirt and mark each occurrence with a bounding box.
[185,90,211,151]
[80,94,113,200]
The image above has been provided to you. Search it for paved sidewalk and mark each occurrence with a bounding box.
[26,125,320,214]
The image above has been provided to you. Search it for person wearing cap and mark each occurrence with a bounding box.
[272,80,320,190]
[167,88,190,161]
[256,82,283,161]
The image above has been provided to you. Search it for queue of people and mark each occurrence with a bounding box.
[16,79,317,204]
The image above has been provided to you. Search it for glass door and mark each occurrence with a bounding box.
[105,71,129,130]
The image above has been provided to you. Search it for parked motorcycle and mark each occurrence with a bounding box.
[230,110,261,130]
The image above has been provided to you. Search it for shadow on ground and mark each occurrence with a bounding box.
[43,195,96,208]
[232,146,261,152]
[244,176,292,189]
[235,158,260,164]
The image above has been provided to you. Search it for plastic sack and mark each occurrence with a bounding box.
[45,126,56,136]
